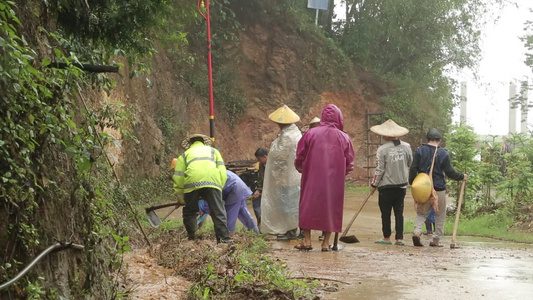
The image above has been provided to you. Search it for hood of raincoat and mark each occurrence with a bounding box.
[320,104,344,131]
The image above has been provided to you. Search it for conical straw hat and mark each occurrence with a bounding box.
[268,105,300,124]
[309,117,320,124]
[370,119,409,137]
[411,173,432,204]
[180,133,212,149]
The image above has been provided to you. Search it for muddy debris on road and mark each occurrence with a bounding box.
[124,229,333,299]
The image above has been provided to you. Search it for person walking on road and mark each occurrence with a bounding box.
[172,134,231,243]
[294,104,355,251]
[261,105,302,241]
[370,120,413,246]
[409,129,467,247]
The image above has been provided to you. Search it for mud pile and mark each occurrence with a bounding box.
[150,230,322,300]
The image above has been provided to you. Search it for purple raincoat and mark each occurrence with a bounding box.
[294,104,355,232]
[201,170,259,232]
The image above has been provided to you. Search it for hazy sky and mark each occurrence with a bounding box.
[331,1,533,135]
[453,0,533,135]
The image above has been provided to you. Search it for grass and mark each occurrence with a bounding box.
[348,183,533,244]
[404,214,533,244]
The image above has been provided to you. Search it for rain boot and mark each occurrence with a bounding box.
[424,221,433,235]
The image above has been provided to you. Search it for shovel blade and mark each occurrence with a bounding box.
[146,209,162,228]
[339,235,359,244]
[332,243,345,251]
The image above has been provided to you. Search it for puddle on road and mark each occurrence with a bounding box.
[269,190,533,300]
[270,236,533,300]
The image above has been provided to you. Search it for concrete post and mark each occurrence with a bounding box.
[460,81,467,125]
[509,82,517,135]
[520,81,528,133]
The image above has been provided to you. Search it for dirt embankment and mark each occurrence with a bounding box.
[103,21,384,183]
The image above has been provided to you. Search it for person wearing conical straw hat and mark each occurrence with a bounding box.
[308,117,320,128]
[294,104,355,251]
[301,117,320,134]
[302,116,327,242]
[261,105,302,240]
[409,129,467,247]
[370,119,413,246]
[171,133,231,243]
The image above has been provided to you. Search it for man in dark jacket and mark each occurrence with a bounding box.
[252,147,268,227]
[409,129,467,247]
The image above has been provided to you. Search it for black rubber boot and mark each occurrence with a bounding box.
[424,221,433,235]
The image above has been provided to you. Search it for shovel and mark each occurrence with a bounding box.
[450,181,466,249]
[331,233,345,251]
[145,202,182,228]
[339,192,373,244]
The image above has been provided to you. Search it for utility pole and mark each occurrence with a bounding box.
[520,80,529,133]
[509,81,517,135]
[460,81,467,125]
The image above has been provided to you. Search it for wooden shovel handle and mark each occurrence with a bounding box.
[451,181,466,245]
[145,202,182,212]
[341,192,372,237]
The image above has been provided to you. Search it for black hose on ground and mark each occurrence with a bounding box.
[0,242,84,291]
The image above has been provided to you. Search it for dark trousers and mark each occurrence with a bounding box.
[378,188,406,240]
[183,187,230,243]
[252,196,261,225]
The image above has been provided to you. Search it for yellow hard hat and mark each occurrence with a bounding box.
[169,158,178,170]
[411,173,432,204]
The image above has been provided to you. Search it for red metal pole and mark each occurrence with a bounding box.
[198,0,215,142]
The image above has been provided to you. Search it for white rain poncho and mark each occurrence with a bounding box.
[261,123,302,234]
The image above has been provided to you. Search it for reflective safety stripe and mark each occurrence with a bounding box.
[174,171,185,176]
[184,181,222,190]
[212,147,225,166]
[181,153,187,166]
[186,157,215,167]
[185,147,218,168]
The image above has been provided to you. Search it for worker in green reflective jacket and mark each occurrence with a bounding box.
[172,133,231,243]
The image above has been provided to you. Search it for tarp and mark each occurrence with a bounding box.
[261,123,302,234]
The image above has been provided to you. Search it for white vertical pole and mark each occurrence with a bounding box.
[315,9,319,25]
[460,81,467,125]
[509,82,517,135]
[521,81,528,133]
